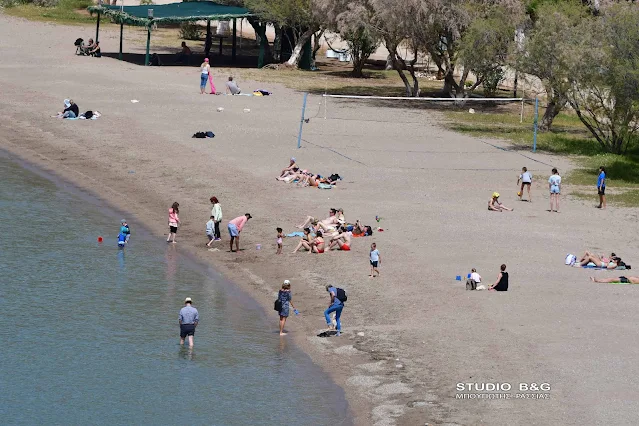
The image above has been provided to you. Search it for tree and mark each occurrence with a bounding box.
[568,4,639,154]
[516,1,589,130]
[245,0,323,68]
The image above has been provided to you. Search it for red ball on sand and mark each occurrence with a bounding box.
[98,236,103,242]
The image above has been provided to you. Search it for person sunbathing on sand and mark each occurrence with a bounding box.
[590,276,639,284]
[309,231,325,254]
[578,251,620,269]
[488,192,513,212]
[278,157,299,179]
[328,226,352,251]
[352,220,372,236]
[297,209,337,229]
[291,228,312,253]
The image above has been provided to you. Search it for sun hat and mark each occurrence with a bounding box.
[492,192,500,198]
[283,279,290,284]
[184,297,192,303]
[64,99,71,108]
[291,157,296,162]
[121,219,126,224]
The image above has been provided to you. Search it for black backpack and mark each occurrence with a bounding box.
[336,287,347,303]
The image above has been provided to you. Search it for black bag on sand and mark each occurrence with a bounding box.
[466,278,477,290]
[274,299,282,312]
[336,288,347,303]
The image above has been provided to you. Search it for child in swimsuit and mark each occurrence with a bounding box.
[276,227,283,255]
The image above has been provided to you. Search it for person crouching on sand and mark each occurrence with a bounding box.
[206,216,215,247]
[167,202,180,243]
[488,192,513,212]
[228,213,252,252]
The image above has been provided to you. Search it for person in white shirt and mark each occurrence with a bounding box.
[517,166,533,202]
[470,268,481,284]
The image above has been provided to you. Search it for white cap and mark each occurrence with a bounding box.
[184,297,192,303]
[64,99,71,107]
[283,280,290,285]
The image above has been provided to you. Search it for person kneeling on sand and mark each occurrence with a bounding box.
[328,226,352,251]
[489,264,509,291]
[488,192,513,212]
[590,276,639,284]
[291,228,313,253]
[309,231,325,254]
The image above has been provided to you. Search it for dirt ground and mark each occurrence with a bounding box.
[3,15,639,426]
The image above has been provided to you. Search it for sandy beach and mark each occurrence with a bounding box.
[3,14,639,425]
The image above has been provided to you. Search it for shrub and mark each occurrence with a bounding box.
[179,22,202,41]
[139,0,153,5]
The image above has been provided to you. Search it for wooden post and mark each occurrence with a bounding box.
[232,18,237,62]
[119,23,124,61]
[95,13,101,44]
[145,28,151,66]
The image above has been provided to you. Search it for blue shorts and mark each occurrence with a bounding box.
[200,74,208,88]
[228,223,239,237]
[550,186,560,194]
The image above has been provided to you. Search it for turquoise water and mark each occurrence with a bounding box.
[0,154,348,425]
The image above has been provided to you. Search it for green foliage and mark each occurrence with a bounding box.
[4,0,94,23]
[343,26,380,77]
[179,22,202,41]
[568,4,639,154]
[481,68,505,97]
[139,0,153,5]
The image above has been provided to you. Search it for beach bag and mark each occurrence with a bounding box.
[466,278,477,290]
[565,254,576,266]
[336,287,347,303]
[274,299,282,312]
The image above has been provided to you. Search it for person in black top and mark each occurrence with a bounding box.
[88,40,101,57]
[490,264,509,291]
[60,99,79,119]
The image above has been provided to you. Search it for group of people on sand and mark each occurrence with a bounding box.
[198,57,241,95]
[277,158,340,187]
[492,166,607,213]
[166,199,252,253]
[467,265,510,291]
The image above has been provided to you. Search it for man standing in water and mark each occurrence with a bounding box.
[179,297,199,347]
[228,213,252,252]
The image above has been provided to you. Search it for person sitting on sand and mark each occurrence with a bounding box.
[489,264,509,291]
[57,99,79,119]
[291,228,313,253]
[87,40,101,57]
[279,157,299,179]
[328,226,352,251]
[226,76,241,95]
[176,41,192,64]
[309,231,325,254]
[577,251,620,269]
[590,276,639,284]
[297,209,338,230]
[488,192,513,212]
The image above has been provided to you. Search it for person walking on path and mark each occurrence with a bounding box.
[548,168,561,213]
[276,280,299,336]
[517,167,533,202]
[597,166,607,209]
[200,58,210,94]
[489,264,509,291]
[369,242,381,277]
[167,202,180,243]
[324,285,344,336]
[228,213,252,252]
[210,197,222,241]
[179,297,199,347]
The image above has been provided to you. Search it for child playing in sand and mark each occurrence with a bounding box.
[488,193,513,212]
[206,216,215,247]
[167,202,180,243]
[276,227,284,254]
[369,243,381,277]
[120,219,131,243]
[517,167,532,201]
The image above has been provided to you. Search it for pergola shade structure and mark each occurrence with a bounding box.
[88,1,253,65]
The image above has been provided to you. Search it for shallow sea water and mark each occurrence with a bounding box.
[0,155,348,425]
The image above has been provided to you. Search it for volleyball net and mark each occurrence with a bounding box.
[296,93,541,151]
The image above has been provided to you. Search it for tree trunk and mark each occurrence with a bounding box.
[540,100,563,131]
[248,19,272,68]
[286,27,317,68]
[273,25,282,62]
[385,53,393,70]
[442,70,459,97]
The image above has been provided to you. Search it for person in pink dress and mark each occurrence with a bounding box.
[227,213,252,252]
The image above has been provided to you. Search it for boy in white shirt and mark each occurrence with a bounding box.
[517,166,533,201]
